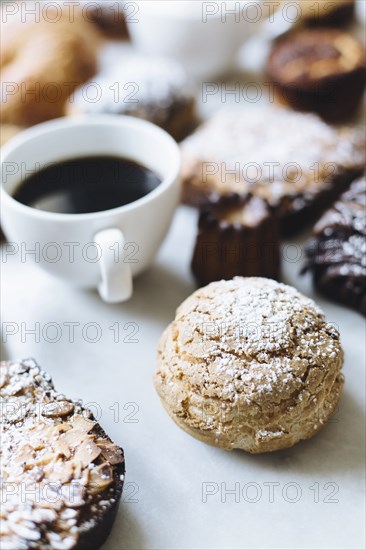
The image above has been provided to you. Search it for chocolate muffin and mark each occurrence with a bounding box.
[266,28,366,123]
[304,177,366,316]
[0,359,125,550]
[68,54,196,141]
[191,193,280,285]
[181,106,365,234]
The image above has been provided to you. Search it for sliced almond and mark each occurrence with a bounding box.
[96,441,124,465]
[34,450,56,467]
[71,414,95,433]
[45,460,74,484]
[73,438,101,468]
[88,463,113,494]
[42,401,75,418]
[14,444,36,465]
[0,367,8,389]
[61,428,87,448]
[30,423,72,451]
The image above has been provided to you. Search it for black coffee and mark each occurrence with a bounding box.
[13,156,162,214]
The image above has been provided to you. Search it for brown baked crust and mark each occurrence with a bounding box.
[301,0,355,28]
[266,28,366,123]
[161,98,197,142]
[1,8,100,127]
[0,359,125,550]
[191,193,281,285]
[180,106,365,234]
[86,1,129,39]
[276,1,355,29]
[304,177,366,316]
[154,277,344,453]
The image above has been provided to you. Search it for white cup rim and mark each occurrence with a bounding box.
[0,114,181,222]
[133,0,253,20]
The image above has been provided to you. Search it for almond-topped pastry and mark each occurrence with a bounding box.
[154,277,344,453]
[191,193,280,285]
[0,359,125,550]
[305,177,366,316]
[180,106,365,234]
[266,28,366,122]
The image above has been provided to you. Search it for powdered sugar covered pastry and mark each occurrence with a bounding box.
[68,54,196,141]
[181,106,364,233]
[0,359,125,550]
[154,277,344,453]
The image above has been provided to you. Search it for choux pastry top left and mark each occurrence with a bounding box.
[0,4,100,127]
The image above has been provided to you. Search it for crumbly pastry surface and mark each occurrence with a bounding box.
[155,277,344,453]
[68,54,196,140]
[1,8,99,126]
[305,177,366,316]
[0,359,125,550]
[180,106,365,219]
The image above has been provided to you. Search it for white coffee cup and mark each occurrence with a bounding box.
[1,115,181,303]
[126,1,260,79]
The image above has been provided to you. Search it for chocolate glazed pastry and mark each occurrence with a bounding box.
[304,178,366,316]
[0,359,125,550]
[266,28,366,123]
[192,193,280,286]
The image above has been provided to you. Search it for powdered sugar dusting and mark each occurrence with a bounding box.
[73,53,193,124]
[309,178,366,279]
[181,106,364,204]
[174,277,341,404]
[0,359,124,550]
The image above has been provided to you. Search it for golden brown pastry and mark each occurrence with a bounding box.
[1,7,100,126]
[155,277,344,453]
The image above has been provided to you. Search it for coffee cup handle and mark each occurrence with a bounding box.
[94,228,133,303]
